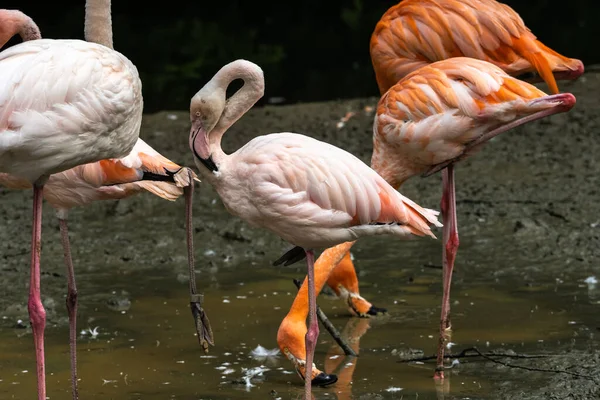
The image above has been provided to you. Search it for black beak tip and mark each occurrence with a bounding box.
[199,156,218,172]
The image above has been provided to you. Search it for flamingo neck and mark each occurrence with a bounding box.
[0,10,41,48]
[208,64,264,165]
[85,0,113,49]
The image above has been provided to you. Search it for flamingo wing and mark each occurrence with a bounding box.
[232,133,440,236]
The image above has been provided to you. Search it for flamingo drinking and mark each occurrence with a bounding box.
[187,59,442,398]
[0,7,142,399]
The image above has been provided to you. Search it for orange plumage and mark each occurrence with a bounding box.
[370,0,584,95]
[277,242,355,381]
[0,139,197,211]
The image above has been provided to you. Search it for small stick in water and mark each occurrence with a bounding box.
[181,168,214,352]
[293,279,357,357]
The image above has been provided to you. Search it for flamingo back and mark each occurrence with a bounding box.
[370,0,583,94]
[0,39,142,182]
[216,132,440,249]
[372,57,572,186]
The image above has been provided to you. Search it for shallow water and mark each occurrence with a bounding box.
[0,232,598,399]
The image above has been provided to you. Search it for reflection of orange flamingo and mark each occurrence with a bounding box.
[370,0,584,95]
[324,318,371,400]
[288,57,576,380]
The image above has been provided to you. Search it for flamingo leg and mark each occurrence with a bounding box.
[304,248,318,400]
[58,217,79,400]
[29,182,47,400]
[435,165,459,380]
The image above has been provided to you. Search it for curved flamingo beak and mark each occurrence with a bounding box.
[189,118,218,172]
[190,117,209,160]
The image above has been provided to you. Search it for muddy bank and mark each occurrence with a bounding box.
[0,70,599,399]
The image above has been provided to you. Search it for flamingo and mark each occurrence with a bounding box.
[0,7,142,399]
[187,59,442,398]
[370,0,584,95]
[277,242,356,385]
[0,139,197,399]
[283,57,576,381]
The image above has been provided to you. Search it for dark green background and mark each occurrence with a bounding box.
[7,1,595,112]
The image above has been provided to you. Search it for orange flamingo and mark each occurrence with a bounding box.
[370,0,584,95]
[278,242,354,386]
[319,0,583,329]
[0,138,197,398]
[279,57,576,381]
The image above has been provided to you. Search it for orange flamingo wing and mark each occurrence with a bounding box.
[83,139,184,186]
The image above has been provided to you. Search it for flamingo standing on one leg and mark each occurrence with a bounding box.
[369,0,584,95]
[280,57,576,381]
[0,139,198,399]
[0,8,142,400]
[187,59,442,398]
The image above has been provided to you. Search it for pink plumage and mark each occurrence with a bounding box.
[187,59,442,397]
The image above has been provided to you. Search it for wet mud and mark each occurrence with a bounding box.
[0,71,599,399]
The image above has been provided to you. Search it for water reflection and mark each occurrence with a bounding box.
[0,250,598,399]
[324,318,371,400]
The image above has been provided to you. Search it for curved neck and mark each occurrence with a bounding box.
[85,0,113,49]
[0,10,41,48]
[209,65,264,164]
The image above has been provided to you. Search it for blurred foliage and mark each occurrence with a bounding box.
[7,0,599,112]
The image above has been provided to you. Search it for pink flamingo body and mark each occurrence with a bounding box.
[0,8,142,400]
[188,59,442,398]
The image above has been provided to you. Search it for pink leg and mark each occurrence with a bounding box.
[304,249,318,400]
[59,217,79,400]
[434,165,459,380]
[29,183,47,400]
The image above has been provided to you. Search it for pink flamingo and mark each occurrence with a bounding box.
[187,59,442,398]
[0,138,197,399]
[0,8,142,400]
